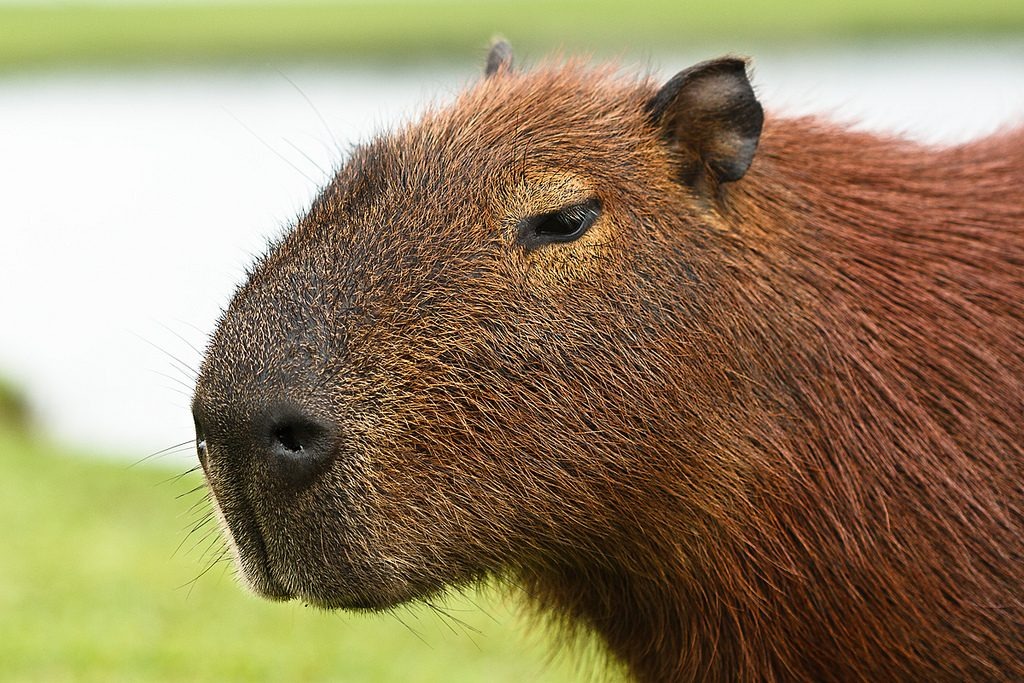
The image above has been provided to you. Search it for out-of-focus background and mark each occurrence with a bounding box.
[1,2,1021,680]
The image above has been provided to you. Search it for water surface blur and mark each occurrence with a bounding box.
[1,41,1021,462]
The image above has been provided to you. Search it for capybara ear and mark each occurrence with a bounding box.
[647,57,763,189]
[485,38,514,77]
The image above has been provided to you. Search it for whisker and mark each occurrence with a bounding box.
[425,601,458,636]
[426,599,484,639]
[224,108,320,187]
[175,483,207,500]
[181,510,213,536]
[201,541,229,573]
[392,608,431,647]
[159,466,202,488]
[184,492,213,517]
[216,556,234,583]
[142,444,194,468]
[189,545,233,599]
[174,513,214,558]
[456,590,500,625]
[283,138,331,180]
[157,384,193,399]
[179,515,213,544]
[179,504,213,531]
[176,319,212,342]
[130,439,193,469]
[155,320,207,361]
[276,69,342,156]
[179,554,225,597]
[190,524,225,560]
[178,488,212,528]
[178,538,230,596]
[133,333,200,379]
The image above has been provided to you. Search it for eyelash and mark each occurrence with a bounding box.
[518,198,602,249]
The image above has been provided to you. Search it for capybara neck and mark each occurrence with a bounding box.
[523,120,1024,681]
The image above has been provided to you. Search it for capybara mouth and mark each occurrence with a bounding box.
[208,489,294,602]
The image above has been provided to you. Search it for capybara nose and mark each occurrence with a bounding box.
[260,405,335,488]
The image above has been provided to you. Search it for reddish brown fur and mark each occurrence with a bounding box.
[195,58,1024,682]
[524,116,1024,681]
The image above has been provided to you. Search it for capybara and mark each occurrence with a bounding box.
[192,43,1024,681]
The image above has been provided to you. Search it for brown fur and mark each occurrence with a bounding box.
[193,56,1024,681]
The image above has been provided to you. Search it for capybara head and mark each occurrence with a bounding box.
[193,47,764,606]
[193,43,1024,681]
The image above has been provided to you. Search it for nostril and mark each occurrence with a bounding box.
[263,408,334,488]
[269,418,322,457]
[273,424,304,454]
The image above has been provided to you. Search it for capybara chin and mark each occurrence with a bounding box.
[191,42,1024,681]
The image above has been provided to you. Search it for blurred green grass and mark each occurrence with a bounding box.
[0,425,595,682]
[1,0,1022,71]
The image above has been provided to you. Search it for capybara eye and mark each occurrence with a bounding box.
[519,197,601,248]
[192,408,208,468]
[196,437,208,468]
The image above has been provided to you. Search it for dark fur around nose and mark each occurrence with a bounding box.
[257,404,335,489]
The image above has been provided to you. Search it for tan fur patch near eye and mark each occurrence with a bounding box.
[498,171,616,286]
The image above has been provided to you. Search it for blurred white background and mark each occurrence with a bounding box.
[1,40,1021,463]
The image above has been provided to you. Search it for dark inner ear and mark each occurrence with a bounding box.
[485,39,514,77]
[647,58,763,189]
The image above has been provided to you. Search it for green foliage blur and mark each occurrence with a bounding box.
[1,0,1022,71]
[0,376,31,432]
